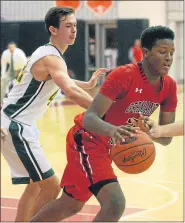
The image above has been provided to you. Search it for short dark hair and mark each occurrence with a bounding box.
[8,41,16,45]
[140,26,175,50]
[45,7,75,36]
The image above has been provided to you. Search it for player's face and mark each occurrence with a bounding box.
[145,39,175,77]
[58,13,77,45]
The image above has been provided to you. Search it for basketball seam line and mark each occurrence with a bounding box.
[113,142,154,157]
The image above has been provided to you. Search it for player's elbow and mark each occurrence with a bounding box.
[83,112,92,130]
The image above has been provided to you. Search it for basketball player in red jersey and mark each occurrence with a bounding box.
[30,26,177,222]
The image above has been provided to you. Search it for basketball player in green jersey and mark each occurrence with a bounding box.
[1,7,109,221]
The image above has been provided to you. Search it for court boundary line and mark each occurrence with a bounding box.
[0,196,144,209]
[119,177,179,221]
[157,180,183,185]
[1,176,182,221]
[1,196,148,220]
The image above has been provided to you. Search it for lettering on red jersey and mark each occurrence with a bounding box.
[125,101,159,116]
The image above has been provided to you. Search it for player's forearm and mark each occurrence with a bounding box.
[73,79,92,89]
[66,87,93,109]
[83,112,115,137]
[160,121,183,137]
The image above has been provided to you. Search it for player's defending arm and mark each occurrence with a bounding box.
[44,55,93,109]
[148,111,176,145]
[152,77,178,145]
[139,112,176,145]
[73,68,109,89]
[146,119,183,138]
[141,78,178,145]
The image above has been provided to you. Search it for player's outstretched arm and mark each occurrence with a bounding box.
[146,120,183,138]
[44,55,93,109]
[73,68,109,89]
[142,112,176,145]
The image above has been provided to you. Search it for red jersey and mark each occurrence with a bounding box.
[99,63,177,126]
[74,63,177,144]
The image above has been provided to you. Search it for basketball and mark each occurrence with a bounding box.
[111,131,156,174]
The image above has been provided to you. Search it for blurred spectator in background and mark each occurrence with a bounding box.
[128,39,143,64]
[103,40,118,85]
[89,37,96,67]
[104,41,118,70]
[1,41,27,101]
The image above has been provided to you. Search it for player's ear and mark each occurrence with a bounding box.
[142,47,149,58]
[49,26,58,36]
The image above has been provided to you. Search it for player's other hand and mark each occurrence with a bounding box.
[109,125,140,146]
[1,128,8,142]
[88,68,110,89]
[147,124,164,138]
[139,114,159,136]
[133,113,153,133]
[141,116,161,138]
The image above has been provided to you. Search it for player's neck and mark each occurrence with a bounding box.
[49,38,68,54]
[142,60,160,84]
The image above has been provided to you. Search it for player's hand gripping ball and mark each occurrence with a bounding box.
[111,131,156,174]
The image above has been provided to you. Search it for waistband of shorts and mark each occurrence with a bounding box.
[1,113,32,127]
[73,125,112,149]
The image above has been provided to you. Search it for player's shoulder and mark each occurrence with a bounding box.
[107,63,138,79]
[164,75,177,86]
[30,44,62,62]
[31,44,59,54]
[114,63,138,73]
[33,45,53,53]
[30,45,45,56]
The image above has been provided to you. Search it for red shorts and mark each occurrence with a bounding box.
[60,125,117,202]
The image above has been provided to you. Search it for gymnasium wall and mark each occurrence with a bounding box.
[117,1,166,26]
[117,19,149,65]
[1,1,183,82]
[1,21,86,81]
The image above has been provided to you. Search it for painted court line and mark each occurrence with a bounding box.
[119,177,178,221]
[1,206,96,216]
[157,180,183,185]
[1,207,17,210]
[1,177,181,221]
[1,196,146,222]
[0,196,142,209]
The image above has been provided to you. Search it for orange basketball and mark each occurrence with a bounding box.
[111,131,155,174]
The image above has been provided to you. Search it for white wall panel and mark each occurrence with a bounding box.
[117,1,166,26]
